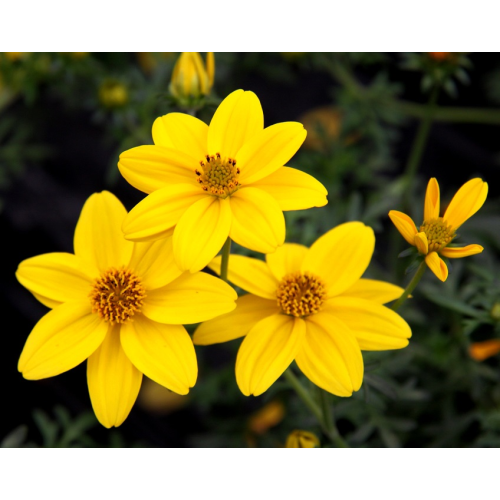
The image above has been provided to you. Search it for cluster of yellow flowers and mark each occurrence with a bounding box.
[16,53,488,431]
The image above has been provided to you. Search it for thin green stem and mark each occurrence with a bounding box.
[391,260,427,311]
[220,237,231,282]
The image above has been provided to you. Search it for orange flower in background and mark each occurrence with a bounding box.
[469,339,500,362]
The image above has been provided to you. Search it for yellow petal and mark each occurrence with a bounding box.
[301,222,375,297]
[414,231,429,255]
[31,292,62,310]
[324,297,411,351]
[425,252,448,281]
[443,178,488,229]
[207,89,264,159]
[120,315,197,395]
[173,196,232,273]
[118,145,196,194]
[440,244,484,259]
[123,184,205,242]
[143,271,237,324]
[295,313,363,396]
[265,243,308,282]
[469,339,500,362]
[424,177,440,221]
[87,326,142,428]
[340,279,404,305]
[16,253,95,307]
[193,294,279,345]
[285,430,320,448]
[236,123,307,184]
[74,191,134,272]
[206,52,215,87]
[388,210,418,246]
[210,255,278,300]
[229,187,285,254]
[152,113,208,160]
[19,302,108,380]
[250,166,327,211]
[236,314,305,397]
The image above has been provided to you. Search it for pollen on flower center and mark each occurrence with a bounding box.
[195,153,241,198]
[277,271,326,318]
[420,217,456,252]
[89,268,146,325]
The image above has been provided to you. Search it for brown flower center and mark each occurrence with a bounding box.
[90,268,146,325]
[420,217,456,252]
[277,271,326,318]
[195,153,241,198]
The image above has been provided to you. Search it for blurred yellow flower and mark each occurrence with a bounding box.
[389,177,487,282]
[170,52,214,100]
[469,339,500,362]
[194,222,411,397]
[99,80,128,108]
[4,52,28,61]
[138,378,189,414]
[286,430,320,448]
[301,106,341,152]
[119,89,327,273]
[248,400,285,434]
[16,191,236,428]
[137,52,175,74]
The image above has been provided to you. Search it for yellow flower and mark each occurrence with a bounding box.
[285,430,320,448]
[248,400,285,435]
[16,191,237,428]
[389,177,488,282]
[193,222,411,397]
[170,52,214,100]
[99,80,128,108]
[119,89,327,273]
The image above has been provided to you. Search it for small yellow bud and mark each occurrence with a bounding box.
[490,302,500,321]
[170,52,214,100]
[99,80,128,108]
[285,430,320,448]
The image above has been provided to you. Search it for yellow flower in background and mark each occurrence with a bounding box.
[286,430,320,448]
[389,177,488,282]
[170,52,214,100]
[16,191,236,428]
[119,89,327,273]
[99,80,128,108]
[248,400,285,435]
[194,222,411,397]
[469,339,500,362]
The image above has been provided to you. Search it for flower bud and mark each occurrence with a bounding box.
[170,52,214,100]
[285,430,320,448]
[99,80,128,108]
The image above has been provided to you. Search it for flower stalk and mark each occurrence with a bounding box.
[391,260,427,311]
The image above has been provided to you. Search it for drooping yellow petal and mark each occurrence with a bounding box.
[229,187,285,254]
[469,339,500,362]
[424,177,440,221]
[425,251,448,281]
[193,294,279,345]
[324,297,411,351]
[440,244,484,259]
[265,243,308,282]
[142,271,237,324]
[118,145,196,194]
[236,314,305,397]
[388,210,418,246]
[16,253,95,307]
[250,166,327,211]
[207,89,264,159]
[301,222,375,297]
[19,302,108,380]
[31,292,63,310]
[236,123,307,184]
[123,184,205,242]
[414,231,429,255]
[128,237,183,290]
[74,191,134,272]
[152,113,208,160]
[87,326,142,428]
[209,255,278,300]
[295,313,363,396]
[443,178,488,230]
[173,196,232,273]
[340,279,404,305]
[120,315,197,395]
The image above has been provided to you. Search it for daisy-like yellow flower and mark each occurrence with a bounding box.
[285,430,320,448]
[389,177,488,282]
[193,222,411,397]
[16,191,236,428]
[118,89,328,273]
[170,52,214,100]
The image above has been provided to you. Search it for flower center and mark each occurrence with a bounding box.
[420,217,456,252]
[195,153,241,198]
[89,268,146,325]
[277,271,326,318]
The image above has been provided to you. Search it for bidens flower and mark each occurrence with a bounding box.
[193,222,411,397]
[170,52,214,100]
[389,177,488,282]
[16,191,236,428]
[286,430,320,448]
[119,89,328,273]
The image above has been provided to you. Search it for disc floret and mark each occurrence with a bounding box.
[420,217,456,252]
[195,153,241,198]
[277,271,326,318]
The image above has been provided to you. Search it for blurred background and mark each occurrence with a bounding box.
[1,52,500,447]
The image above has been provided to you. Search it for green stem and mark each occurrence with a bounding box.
[220,237,231,282]
[391,260,427,311]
